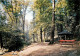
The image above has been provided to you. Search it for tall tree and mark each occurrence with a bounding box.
[21,0,29,41]
[32,0,52,42]
[50,0,55,44]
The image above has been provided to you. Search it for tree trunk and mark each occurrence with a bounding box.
[1,37,3,48]
[33,34,35,42]
[44,30,45,41]
[40,27,43,42]
[50,0,55,44]
[22,14,25,41]
[0,35,3,48]
[22,4,27,41]
[60,24,63,32]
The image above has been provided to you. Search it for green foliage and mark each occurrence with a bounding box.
[66,0,80,37]
[0,0,30,50]
[32,0,52,33]
[0,16,6,20]
[0,29,24,50]
[7,36,24,51]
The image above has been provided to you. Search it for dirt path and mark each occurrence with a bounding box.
[19,42,76,56]
[1,42,80,56]
[19,45,47,55]
[19,43,48,56]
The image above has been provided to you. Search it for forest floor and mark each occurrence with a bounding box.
[1,42,80,56]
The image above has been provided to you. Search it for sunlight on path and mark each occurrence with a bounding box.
[19,45,47,56]
[19,44,61,56]
[27,44,75,56]
[1,43,78,56]
[19,43,77,56]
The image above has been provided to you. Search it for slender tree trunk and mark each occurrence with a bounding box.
[60,12,63,32]
[21,5,25,40]
[33,34,35,42]
[15,0,18,27]
[60,24,63,32]
[44,30,45,41]
[39,6,43,42]
[1,37,3,48]
[22,14,25,41]
[36,34,38,42]
[22,3,27,41]
[50,0,55,44]
[0,33,3,48]
[40,27,43,42]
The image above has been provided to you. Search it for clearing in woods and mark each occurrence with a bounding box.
[1,42,80,56]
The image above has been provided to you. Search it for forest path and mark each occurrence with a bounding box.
[1,42,80,56]
[19,42,49,56]
[19,42,77,56]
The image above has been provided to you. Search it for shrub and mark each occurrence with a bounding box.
[7,36,24,51]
